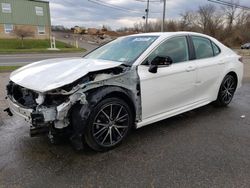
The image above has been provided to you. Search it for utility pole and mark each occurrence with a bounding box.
[161,0,166,32]
[145,0,150,32]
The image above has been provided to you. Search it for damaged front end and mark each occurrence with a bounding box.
[5,64,141,144]
[5,80,87,137]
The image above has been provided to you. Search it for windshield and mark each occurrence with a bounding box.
[84,36,158,65]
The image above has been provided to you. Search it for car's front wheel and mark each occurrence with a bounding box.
[84,97,133,151]
[214,74,237,107]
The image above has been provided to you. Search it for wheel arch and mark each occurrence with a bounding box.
[82,85,136,123]
[213,70,239,101]
[68,85,136,150]
[213,70,239,100]
[226,71,238,87]
[68,85,137,142]
[95,86,134,113]
[103,90,136,119]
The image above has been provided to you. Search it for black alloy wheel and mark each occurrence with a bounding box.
[84,97,132,151]
[215,74,237,106]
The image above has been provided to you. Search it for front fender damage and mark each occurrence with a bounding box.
[23,65,141,147]
[52,65,141,149]
[55,91,88,128]
[47,65,141,127]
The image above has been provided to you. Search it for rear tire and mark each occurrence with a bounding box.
[84,97,133,152]
[214,74,237,107]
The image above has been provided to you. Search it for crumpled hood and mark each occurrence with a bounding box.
[10,58,123,92]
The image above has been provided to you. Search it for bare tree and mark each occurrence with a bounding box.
[223,1,238,28]
[13,28,34,48]
[236,9,250,26]
[117,3,249,47]
[180,11,200,31]
[196,4,223,37]
[235,11,250,43]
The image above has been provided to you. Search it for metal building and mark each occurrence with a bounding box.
[0,0,51,39]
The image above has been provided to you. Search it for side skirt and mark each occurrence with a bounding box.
[136,99,211,129]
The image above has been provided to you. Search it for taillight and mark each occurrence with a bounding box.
[239,57,243,63]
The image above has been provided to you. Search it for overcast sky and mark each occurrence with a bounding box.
[49,0,249,30]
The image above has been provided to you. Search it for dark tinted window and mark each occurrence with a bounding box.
[212,42,220,56]
[192,36,214,59]
[147,36,189,64]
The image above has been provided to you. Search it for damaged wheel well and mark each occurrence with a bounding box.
[103,91,136,121]
[68,86,137,133]
[67,86,137,150]
[87,86,136,121]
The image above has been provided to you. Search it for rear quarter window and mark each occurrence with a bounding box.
[212,42,221,56]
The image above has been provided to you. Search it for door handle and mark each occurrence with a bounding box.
[186,66,196,72]
[218,60,226,65]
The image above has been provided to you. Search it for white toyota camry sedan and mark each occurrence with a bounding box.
[5,32,243,151]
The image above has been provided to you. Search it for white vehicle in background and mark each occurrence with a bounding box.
[5,32,243,151]
[241,43,250,49]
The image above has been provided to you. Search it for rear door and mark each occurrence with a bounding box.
[190,35,224,101]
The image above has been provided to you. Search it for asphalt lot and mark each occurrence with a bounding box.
[0,57,250,187]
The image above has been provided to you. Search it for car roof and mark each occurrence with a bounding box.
[129,31,210,38]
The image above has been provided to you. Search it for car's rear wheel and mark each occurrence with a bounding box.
[84,97,133,151]
[214,74,237,107]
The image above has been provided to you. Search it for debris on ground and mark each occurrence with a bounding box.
[241,115,246,118]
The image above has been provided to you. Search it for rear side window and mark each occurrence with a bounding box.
[192,36,214,59]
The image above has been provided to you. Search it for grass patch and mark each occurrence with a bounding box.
[0,39,85,54]
[0,66,21,72]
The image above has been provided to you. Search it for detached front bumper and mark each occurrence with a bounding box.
[6,95,57,126]
[6,89,87,128]
[6,96,50,137]
[6,97,34,123]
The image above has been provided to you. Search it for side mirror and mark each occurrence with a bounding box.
[148,56,173,73]
[148,63,158,73]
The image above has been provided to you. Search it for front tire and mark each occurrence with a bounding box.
[84,97,133,152]
[214,74,237,107]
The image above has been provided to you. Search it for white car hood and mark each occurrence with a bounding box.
[10,58,123,92]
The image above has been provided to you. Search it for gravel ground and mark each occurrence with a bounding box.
[0,57,249,188]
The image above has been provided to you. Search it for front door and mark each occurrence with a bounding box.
[138,36,197,120]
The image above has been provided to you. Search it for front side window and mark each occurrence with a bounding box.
[84,36,158,65]
[35,6,44,16]
[4,24,13,33]
[145,36,189,64]
[37,25,45,34]
[192,36,214,59]
[2,3,11,13]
